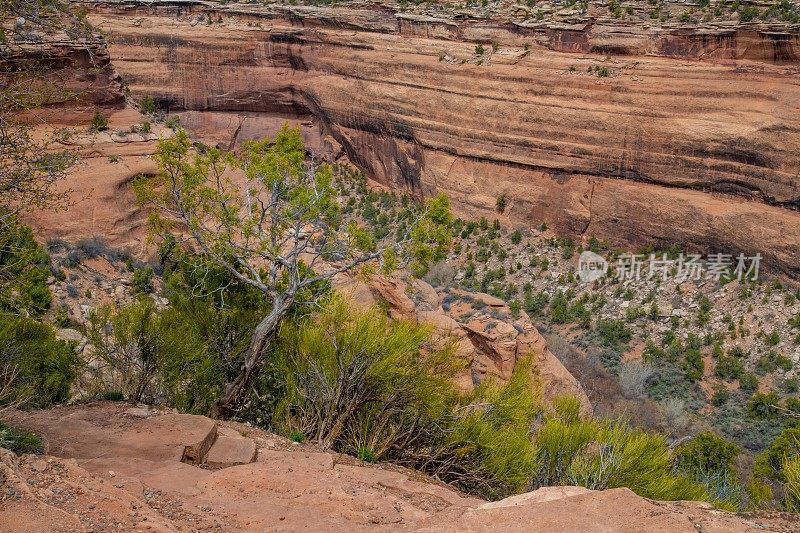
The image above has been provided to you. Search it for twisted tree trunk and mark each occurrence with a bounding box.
[212,295,293,419]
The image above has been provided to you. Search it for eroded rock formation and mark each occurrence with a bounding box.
[80,1,800,277]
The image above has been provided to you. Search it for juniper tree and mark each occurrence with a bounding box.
[135,125,451,416]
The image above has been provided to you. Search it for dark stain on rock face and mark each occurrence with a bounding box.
[761,32,799,62]
[548,170,571,185]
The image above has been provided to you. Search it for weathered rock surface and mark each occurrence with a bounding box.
[81,1,800,277]
[2,403,796,532]
[338,273,593,414]
[204,427,258,470]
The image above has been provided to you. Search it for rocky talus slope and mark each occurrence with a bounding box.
[2,402,797,532]
[81,1,800,277]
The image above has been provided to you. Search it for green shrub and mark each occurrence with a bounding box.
[0,219,52,316]
[90,110,108,131]
[0,421,43,454]
[739,372,759,394]
[674,431,739,477]
[436,357,539,499]
[766,330,781,347]
[783,455,800,511]
[597,319,632,348]
[697,296,712,326]
[139,95,156,115]
[748,392,781,419]
[754,427,800,484]
[673,431,741,510]
[531,416,707,502]
[684,348,704,381]
[86,299,167,403]
[711,385,730,407]
[101,390,125,401]
[739,5,759,21]
[270,296,461,458]
[496,194,507,213]
[132,266,154,294]
[0,315,76,408]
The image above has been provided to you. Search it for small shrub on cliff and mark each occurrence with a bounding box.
[495,194,507,213]
[139,95,156,115]
[132,266,154,294]
[673,431,742,510]
[90,110,108,132]
[739,5,759,22]
[597,319,632,348]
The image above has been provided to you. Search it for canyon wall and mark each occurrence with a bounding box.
[0,28,123,117]
[83,1,800,276]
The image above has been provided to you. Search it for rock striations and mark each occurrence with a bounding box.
[80,0,800,277]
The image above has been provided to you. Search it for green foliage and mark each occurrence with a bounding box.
[510,230,522,245]
[90,110,108,132]
[711,385,730,407]
[137,125,451,412]
[783,455,800,511]
[739,372,759,394]
[673,432,741,510]
[714,354,744,380]
[739,5,759,21]
[437,357,539,499]
[86,299,168,402]
[697,296,712,326]
[754,427,800,488]
[531,415,707,501]
[101,390,124,401]
[269,296,462,459]
[684,348,704,381]
[596,319,632,348]
[132,266,153,294]
[495,194,507,213]
[674,432,739,478]
[0,314,76,408]
[0,421,43,454]
[748,392,782,419]
[0,218,52,316]
[523,290,549,316]
[139,95,156,115]
[409,193,453,276]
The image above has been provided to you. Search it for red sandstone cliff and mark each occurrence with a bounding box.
[79,1,800,277]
